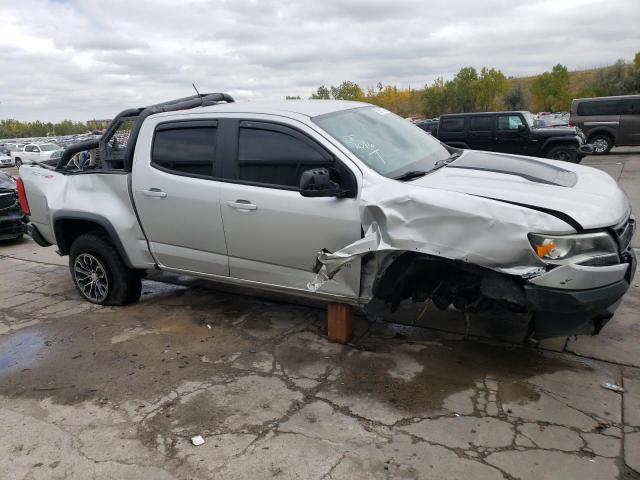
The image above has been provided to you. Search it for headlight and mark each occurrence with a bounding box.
[528,232,618,265]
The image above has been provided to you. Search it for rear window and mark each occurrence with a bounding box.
[152,123,217,177]
[440,117,465,132]
[577,99,632,116]
[469,116,493,131]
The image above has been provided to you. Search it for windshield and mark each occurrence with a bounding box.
[39,144,59,151]
[313,106,451,178]
[522,112,535,128]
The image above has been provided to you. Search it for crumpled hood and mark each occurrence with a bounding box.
[413,150,630,230]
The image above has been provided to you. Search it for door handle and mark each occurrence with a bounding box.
[142,188,167,199]
[226,200,257,211]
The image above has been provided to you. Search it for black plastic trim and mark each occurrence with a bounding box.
[27,224,52,247]
[52,212,134,268]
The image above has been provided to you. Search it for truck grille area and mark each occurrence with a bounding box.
[615,217,635,253]
[0,192,18,210]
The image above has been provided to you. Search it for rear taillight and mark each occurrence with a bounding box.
[568,121,574,128]
[16,177,30,215]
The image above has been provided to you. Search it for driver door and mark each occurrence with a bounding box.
[218,119,362,298]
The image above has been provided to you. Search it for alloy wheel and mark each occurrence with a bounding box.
[73,253,109,302]
[592,138,609,153]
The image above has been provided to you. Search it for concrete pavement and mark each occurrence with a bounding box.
[0,150,639,479]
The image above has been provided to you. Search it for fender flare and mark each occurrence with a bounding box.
[52,211,134,268]
[540,136,579,153]
[586,127,617,142]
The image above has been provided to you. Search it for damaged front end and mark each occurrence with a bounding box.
[307,180,636,341]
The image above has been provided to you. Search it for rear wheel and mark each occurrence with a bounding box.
[589,133,613,155]
[545,145,578,163]
[14,158,22,168]
[69,233,141,305]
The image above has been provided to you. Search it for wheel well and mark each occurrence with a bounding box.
[587,130,615,142]
[53,217,133,268]
[372,252,527,313]
[542,141,576,155]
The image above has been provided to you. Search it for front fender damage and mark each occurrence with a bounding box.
[307,180,561,295]
[305,180,589,340]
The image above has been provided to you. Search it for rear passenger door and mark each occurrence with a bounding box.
[438,117,467,147]
[467,115,494,151]
[131,119,229,276]
[217,119,362,298]
[619,98,640,146]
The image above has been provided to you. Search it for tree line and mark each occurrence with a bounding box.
[305,52,640,117]
[0,119,110,140]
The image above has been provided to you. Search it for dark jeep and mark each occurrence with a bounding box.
[436,111,592,162]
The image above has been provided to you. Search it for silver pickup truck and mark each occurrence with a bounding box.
[17,93,636,340]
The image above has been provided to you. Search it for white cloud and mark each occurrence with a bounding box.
[0,0,638,121]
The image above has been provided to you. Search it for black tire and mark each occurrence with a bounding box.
[545,145,578,163]
[14,158,22,168]
[69,233,141,305]
[588,133,613,155]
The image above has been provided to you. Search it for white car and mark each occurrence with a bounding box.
[13,143,63,167]
[0,147,14,167]
[18,93,637,341]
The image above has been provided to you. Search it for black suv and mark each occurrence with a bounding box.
[436,111,592,162]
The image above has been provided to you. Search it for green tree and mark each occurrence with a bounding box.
[422,77,450,117]
[310,85,331,99]
[503,85,528,110]
[449,66,479,112]
[476,67,509,111]
[531,64,572,112]
[329,81,364,101]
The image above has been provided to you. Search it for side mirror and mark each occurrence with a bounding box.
[517,124,528,133]
[299,168,341,197]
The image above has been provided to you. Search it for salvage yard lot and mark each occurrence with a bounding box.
[1,149,639,479]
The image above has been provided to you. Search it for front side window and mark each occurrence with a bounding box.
[238,126,330,187]
[314,106,450,178]
[152,124,217,177]
[497,115,525,130]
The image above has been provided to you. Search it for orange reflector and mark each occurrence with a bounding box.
[536,242,556,258]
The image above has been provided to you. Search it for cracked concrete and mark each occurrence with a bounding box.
[1,151,640,479]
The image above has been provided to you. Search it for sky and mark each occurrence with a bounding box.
[0,0,638,121]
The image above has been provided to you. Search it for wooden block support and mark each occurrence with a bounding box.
[327,302,353,344]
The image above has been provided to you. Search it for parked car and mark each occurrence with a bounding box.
[570,95,640,154]
[18,94,636,340]
[0,172,26,241]
[12,143,64,167]
[0,146,14,167]
[415,118,440,136]
[436,111,592,162]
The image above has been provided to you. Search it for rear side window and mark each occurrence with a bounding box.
[497,115,524,130]
[238,125,331,187]
[469,116,493,131]
[577,100,632,116]
[440,118,465,132]
[152,122,217,177]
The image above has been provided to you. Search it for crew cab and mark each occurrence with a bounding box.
[18,94,636,340]
[437,111,593,163]
[13,143,63,167]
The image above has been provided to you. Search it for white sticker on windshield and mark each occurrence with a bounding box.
[372,107,391,115]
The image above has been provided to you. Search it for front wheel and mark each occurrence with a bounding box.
[14,158,22,168]
[545,145,578,163]
[69,233,141,305]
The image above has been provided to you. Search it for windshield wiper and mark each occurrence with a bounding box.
[393,170,428,181]
[393,153,461,181]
